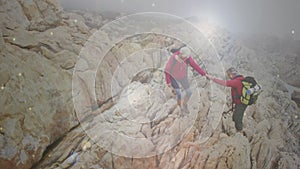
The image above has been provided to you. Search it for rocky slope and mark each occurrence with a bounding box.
[237,34,300,88]
[0,0,92,168]
[237,34,300,106]
[0,1,299,169]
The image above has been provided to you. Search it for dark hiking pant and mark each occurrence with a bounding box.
[233,103,247,131]
[170,77,192,101]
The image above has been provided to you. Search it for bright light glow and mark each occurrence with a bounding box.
[152,3,155,7]
[291,30,295,34]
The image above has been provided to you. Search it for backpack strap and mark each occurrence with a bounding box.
[170,56,190,75]
[241,80,252,104]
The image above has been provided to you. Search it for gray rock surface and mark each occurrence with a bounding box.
[0,0,90,168]
[0,1,299,169]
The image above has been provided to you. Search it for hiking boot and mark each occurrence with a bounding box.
[179,104,189,117]
[177,99,182,108]
[237,130,246,137]
[182,103,188,112]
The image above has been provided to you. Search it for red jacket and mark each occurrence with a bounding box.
[165,53,206,84]
[213,75,244,104]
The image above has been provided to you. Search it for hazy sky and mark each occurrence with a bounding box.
[60,0,300,40]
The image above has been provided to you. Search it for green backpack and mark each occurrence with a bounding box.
[240,76,261,105]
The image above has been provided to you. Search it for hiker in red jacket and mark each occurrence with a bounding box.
[207,67,247,134]
[165,47,207,112]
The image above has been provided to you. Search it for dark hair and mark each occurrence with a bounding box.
[170,48,178,53]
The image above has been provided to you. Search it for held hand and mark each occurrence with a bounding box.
[206,74,214,80]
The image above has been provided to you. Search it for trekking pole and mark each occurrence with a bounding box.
[222,108,233,115]
[223,103,234,115]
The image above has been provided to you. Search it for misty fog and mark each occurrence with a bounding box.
[60,0,300,40]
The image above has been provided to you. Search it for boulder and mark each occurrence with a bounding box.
[0,31,5,51]
[20,0,63,31]
[7,29,38,48]
[291,90,300,105]
[0,44,77,168]
[0,0,30,29]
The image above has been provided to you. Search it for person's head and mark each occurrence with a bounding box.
[179,47,191,59]
[226,67,238,79]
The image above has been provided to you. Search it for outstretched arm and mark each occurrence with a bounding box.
[188,57,206,76]
[207,74,237,87]
[212,77,238,87]
[212,77,227,86]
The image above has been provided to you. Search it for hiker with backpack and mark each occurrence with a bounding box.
[207,67,261,134]
[165,46,207,112]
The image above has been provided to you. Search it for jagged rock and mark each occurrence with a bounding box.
[80,140,91,151]
[0,0,30,29]
[19,0,63,31]
[6,28,38,48]
[19,0,44,27]
[0,31,4,51]
[0,42,78,168]
[40,46,55,60]
[61,12,90,34]
[81,11,104,28]
[251,136,280,169]
[277,152,299,169]
[0,63,11,86]
[36,26,79,53]
[292,90,300,105]
[55,50,77,70]
[1,2,299,169]
[0,0,62,32]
